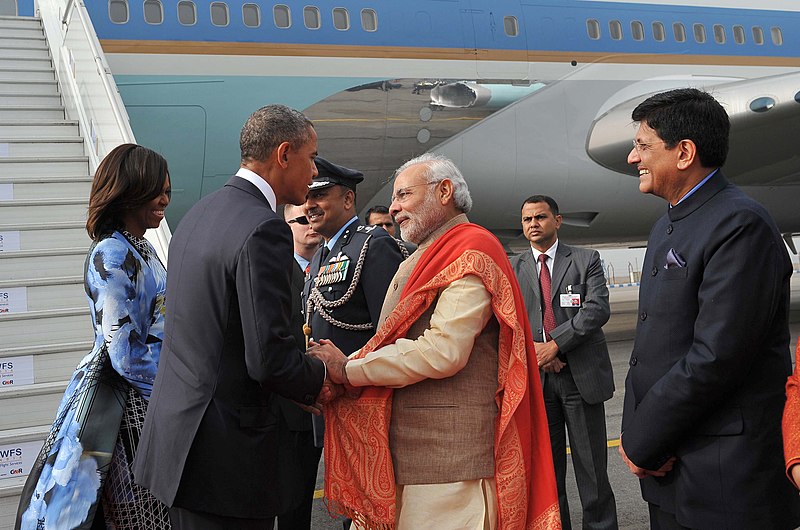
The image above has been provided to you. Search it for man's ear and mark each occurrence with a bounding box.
[343,189,356,209]
[676,139,697,170]
[276,142,291,168]
[438,179,455,205]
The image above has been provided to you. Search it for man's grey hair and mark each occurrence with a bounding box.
[240,104,314,163]
[395,153,472,213]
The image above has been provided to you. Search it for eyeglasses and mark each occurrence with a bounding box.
[287,216,309,225]
[632,140,666,153]
[390,182,438,204]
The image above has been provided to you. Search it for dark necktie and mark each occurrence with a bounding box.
[538,253,557,341]
[320,245,330,263]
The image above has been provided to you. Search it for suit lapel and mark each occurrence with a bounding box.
[518,251,541,306]
[551,243,573,303]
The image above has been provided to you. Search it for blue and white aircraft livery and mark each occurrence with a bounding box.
[20,0,800,244]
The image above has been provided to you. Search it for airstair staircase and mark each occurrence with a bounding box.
[0,14,94,525]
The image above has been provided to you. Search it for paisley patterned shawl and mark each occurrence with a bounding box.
[324,222,560,529]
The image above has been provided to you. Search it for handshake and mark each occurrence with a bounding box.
[303,339,361,413]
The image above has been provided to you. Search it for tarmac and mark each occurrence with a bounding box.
[305,276,800,529]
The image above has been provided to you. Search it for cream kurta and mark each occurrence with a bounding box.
[344,213,499,530]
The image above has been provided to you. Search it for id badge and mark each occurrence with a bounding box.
[560,293,581,307]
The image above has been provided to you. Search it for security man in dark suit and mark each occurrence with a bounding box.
[511,195,617,530]
[303,158,405,357]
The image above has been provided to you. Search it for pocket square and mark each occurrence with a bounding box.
[665,248,686,269]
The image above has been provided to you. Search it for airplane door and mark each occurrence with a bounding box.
[461,0,528,80]
[0,0,17,15]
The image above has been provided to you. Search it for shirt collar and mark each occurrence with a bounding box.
[326,216,359,250]
[294,253,311,271]
[235,167,277,211]
[531,239,559,263]
[674,168,718,206]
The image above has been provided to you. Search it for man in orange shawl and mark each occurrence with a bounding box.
[783,337,800,488]
[308,153,560,530]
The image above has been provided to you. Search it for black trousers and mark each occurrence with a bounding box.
[276,430,323,530]
[648,503,692,530]
[169,506,274,530]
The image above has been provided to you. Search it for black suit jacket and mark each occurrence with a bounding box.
[511,243,614,404]
[621,172,799,528]
[133,176,325,518]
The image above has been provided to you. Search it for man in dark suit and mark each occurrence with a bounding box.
[511,195,617,530]
[133,105,329,529]
[620,88,800,529]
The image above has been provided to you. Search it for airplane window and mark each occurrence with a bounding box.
[144,0,163,24]
[178,1,196,25]
[210,2,228,26]
[609,20,622,40]
[274,5,290,28]
[361,8,377,32]
[631,20,644,41]
[673,22,686,43]
[333,7,349,30]
[242,4,260,27]
[733,25,745,44]
[304,6,320,29]
[504,16,518,37]
[771,27,783,46]
[713,24,725,44]
[652,21,665,42]
[749,96,775,113]
[795,91,800,104]
[693,23,706,44]
[586,19,600,40]
[752,26,764,45]
[108,0,128,23]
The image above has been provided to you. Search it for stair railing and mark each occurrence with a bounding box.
[34,0,171,260]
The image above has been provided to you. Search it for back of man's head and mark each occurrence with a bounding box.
[240,104,314,164]
[631,88,729,169]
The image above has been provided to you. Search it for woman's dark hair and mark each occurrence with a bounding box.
[86,143,169,240]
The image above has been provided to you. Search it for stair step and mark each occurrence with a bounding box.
[0,57,51,70]
[0,176,91,200]
[0,340,92,386]
[0,425,49,447]
[0,80,58,96]
[0,138,84,158]
[0,276,86,312]
[0,35,46,49]
[0,381,69,431]
[0,223,89,252]
[0,307,91,350]
[0,477,26,517]
[0,16,42,29]
[0,67,54,82]
[0,248,87,282]
[0,27,46,39]
[0,121,77,137]
[0,198,88,223]
[0,93,61,106]
[0,156,89,176]
[0,46,50,60]
[0,105,64,120]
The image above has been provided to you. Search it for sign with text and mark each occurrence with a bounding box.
[0,231,21,252]
[0,355,35,387]
[0,287,27,314]
[0,441,42,480]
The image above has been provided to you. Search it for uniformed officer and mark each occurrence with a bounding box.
[302,157,405,356]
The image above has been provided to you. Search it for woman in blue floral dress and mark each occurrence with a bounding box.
[16,144,171,530]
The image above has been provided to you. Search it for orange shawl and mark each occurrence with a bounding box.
[323,222,560,529]
[782,337,800,486]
